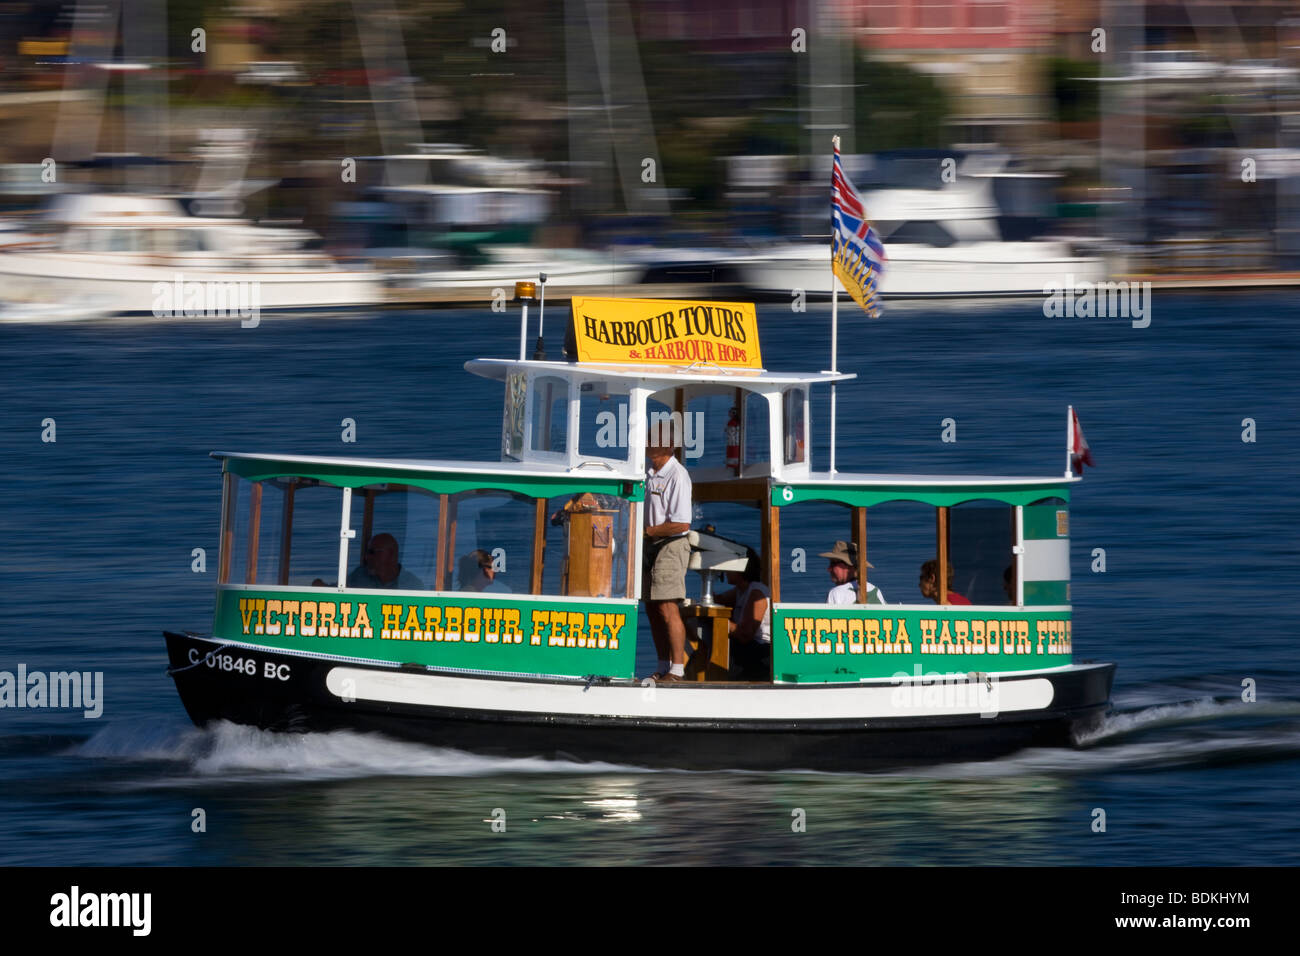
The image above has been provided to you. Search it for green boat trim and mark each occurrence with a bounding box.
[216,451,644,501]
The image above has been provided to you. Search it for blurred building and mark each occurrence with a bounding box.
[843,0,1051,146]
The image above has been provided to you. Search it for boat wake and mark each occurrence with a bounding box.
[898,692,1300,780]
[71,719,640,784]
[61,687,1300,785]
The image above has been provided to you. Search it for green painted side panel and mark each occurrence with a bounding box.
[222,457,645,502]
[771,606,1072,683]
[1024,581,1069,605]
[1024,504,1069,540]
[773,484,1073,509]
[214,587,638,679]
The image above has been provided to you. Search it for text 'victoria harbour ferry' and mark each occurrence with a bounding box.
[165,288,1115,771]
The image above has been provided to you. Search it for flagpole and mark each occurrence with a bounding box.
[1066,404,1073,478]
[830,136,840,477]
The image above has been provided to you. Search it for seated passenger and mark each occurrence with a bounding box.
[716,551,771,681]
[820,540,885,604]
[347,533,423,590]
[458,549,511,593]
[919,559,971,605]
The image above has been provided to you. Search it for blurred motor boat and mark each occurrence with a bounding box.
[735,153,1108,299]
[0,193,382,314]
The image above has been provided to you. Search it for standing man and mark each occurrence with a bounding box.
[644,430,693,682]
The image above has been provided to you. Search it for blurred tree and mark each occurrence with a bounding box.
[854,58,951,150]
[1046,56,1100,125]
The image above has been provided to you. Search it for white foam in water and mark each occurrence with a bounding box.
[70,693,1300,784]
[1080,695,1300,745]
[916,726,1300,781]
[73,720,639,783]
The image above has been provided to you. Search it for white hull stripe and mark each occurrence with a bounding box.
[324,667,1055,721]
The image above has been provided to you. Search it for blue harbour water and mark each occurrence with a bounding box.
[1,293,1298,866]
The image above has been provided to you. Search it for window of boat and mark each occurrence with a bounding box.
[683,389,742,475]
[343,484,441,590]
[688,501,766,602]
[648,386,761,477]
[577,380,630,462]
[530,375,568,456]
[502,371,526,461]
[782,388,807,465]
[540,493,632,599]
[834,499,1017,606]
[442,489,537,594]
[105,228,139,253]
[852,501,933,604]
[80,228,111,253]
[744,390,770,470]
[886,221,957,248]
[62,228,89,252]
[173,230,207,253]
[947,500,1017,606]
[220,476,346,588]
[775,500,872,604]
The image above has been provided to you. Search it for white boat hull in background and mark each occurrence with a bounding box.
[0,256,383,313]
[736,242,1110,299]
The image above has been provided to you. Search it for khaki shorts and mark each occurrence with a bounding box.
[645,535,690,601]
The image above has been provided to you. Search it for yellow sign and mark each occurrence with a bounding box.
[570,297,762,369]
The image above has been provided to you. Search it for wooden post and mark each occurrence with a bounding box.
[434,493,450,590]
[218,472,234,584]
[627,501,639,600]
[531,498,547,595]
[852,505,868,603]
[937,506,950,605]
[245,481,262,584]
[277,480,295,586]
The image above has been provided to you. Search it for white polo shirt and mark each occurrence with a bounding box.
[646,454,692,529]
[827,581,885,604]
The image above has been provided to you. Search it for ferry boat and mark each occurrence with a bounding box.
[164,291,1115,770]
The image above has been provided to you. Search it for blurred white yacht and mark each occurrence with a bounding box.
[0,193,382,314]
[735,153,1108,299]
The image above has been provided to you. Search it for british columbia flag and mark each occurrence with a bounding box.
[831,138,887,317]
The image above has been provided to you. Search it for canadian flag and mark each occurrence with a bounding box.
[1069,406,1094,475]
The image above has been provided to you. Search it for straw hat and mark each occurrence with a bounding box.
[818,540,873,568]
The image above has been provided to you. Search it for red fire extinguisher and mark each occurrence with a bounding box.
[725,406,741,474]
